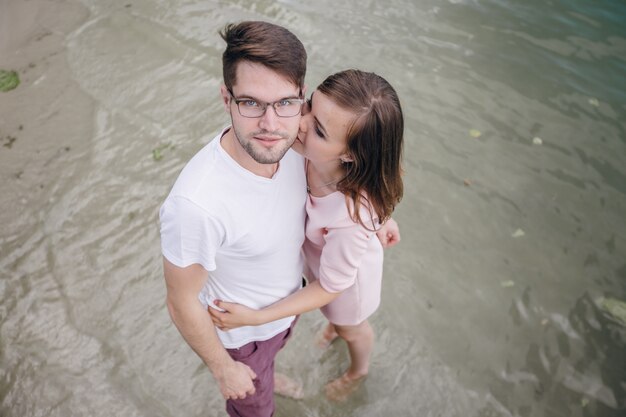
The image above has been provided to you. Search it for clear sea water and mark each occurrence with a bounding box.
[1,0,624,416]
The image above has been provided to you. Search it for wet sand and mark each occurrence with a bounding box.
[0,0,94,240]
[2,1,624,416]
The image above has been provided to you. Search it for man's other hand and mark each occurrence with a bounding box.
[216,361,257,400]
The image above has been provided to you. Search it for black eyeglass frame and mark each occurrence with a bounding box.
[227,89,305,118]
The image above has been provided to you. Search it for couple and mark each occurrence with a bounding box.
[160,21,403,417]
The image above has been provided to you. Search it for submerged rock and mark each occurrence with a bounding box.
[598,297,626,325]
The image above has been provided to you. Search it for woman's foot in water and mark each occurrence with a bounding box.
[324,371,366,402]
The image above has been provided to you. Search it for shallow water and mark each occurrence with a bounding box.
[1,0,625,416]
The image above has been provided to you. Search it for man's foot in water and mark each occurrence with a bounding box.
[274,372,304,399]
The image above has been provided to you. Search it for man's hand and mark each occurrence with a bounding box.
[376,217,401,248]
[215,361,257,400]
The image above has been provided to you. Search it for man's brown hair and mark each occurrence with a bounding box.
[220,21,307,93]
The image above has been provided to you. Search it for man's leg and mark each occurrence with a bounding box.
[225,319,297,417]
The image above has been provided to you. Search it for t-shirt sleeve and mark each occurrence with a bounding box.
[159,195,224,271]
[317,222,375,293]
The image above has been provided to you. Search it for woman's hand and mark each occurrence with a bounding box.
[209,300,261,331]
[376,217,401,248]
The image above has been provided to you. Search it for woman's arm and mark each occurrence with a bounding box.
[209,280,340,330]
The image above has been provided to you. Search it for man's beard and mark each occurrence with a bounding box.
[233,127,296,164]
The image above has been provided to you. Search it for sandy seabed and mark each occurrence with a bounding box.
[0,0,94,238]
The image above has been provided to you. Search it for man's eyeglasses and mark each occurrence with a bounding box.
[228,89,305,118]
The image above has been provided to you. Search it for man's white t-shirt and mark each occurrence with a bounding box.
[160,127,307,348]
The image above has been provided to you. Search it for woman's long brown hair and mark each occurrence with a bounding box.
[317,69,404,229]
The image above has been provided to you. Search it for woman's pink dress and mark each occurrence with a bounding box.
[303,191,383,326]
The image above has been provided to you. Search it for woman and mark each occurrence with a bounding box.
[210,69,404,401]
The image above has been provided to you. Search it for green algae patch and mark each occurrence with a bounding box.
[153,147,164,161]
[469,129,482,138]
[152,142,173,161]
[0,70,20,92]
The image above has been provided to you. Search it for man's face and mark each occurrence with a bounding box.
[221,61,303,164]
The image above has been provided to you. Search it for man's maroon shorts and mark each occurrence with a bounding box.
[225,318,298,417]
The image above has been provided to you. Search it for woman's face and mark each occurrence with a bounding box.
[292,90,355,164]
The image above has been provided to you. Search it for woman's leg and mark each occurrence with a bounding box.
[325,320,374,401]
[315,321,338,348]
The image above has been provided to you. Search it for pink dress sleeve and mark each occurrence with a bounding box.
[317,210,377,293]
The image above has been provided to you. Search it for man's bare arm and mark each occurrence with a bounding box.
[163,258,256,400]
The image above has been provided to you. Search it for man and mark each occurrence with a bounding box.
[160,21,308,417]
